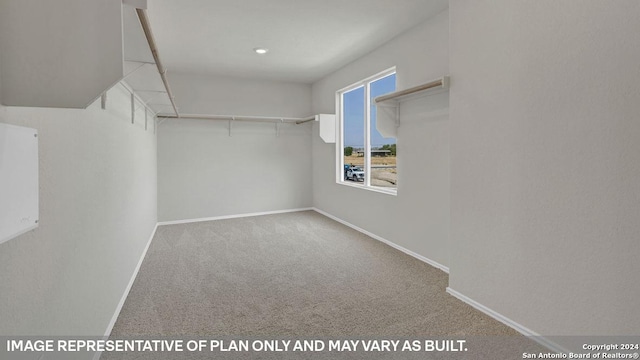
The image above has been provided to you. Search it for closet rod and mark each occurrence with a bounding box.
[295,117,315,124]
[136,8,179,118]
[158,113,315,124]
[374,77,448,103]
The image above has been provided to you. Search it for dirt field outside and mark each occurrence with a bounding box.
[343,155,396,167]
[343,155,397,188]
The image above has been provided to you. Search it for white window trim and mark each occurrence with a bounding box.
[335,67,397,195]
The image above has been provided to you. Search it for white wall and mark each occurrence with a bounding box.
[0,83,157,336]
[311,10,450,268]
[449,0,640,342]
[158,118,312,222]
[168,72,312,118]
[157,73,314,222]
[312,10,449,115]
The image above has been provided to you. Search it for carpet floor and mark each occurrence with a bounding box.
[105,210,542,358]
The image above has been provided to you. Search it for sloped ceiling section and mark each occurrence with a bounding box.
[0,0,124,108]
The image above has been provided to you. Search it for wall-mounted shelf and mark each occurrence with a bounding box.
[0,1,124,108]
[156,113,336,140]
[156,113,317,137]
[157,113,315,124]
[374,76,449,138]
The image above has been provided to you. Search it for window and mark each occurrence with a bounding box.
[338,68,397,193]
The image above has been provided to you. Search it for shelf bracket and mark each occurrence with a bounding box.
[377,102,401,128]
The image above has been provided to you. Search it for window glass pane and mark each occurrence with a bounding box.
[343,86,365,184]
[369,73,397,189]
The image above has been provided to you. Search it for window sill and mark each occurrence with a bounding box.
[337,181,398,196]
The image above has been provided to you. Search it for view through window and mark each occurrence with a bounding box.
[340,70,397,191]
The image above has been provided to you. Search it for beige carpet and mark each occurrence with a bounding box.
[105,210,543,358]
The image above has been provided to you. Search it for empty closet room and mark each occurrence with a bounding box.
[1,1,639,359]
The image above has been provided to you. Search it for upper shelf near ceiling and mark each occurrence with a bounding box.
[0,0,174,114]
[374,76,450,138]
[0,0,124,108]
[122,0,177,115]
[122,3,175,115]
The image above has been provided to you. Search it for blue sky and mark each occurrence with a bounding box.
[343,73,396,148]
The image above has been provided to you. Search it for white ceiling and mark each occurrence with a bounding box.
[145,0,449,84]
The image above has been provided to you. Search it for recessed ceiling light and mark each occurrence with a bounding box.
[254,48,269,55]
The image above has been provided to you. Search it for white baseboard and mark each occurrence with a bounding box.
[157,207,314,226]
[312,207,449,274]
[93,223,159,360]
[446,287,567,354]
[91,208,565,360]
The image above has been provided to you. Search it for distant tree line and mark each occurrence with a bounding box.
[345,144,396,156]
[380,144,396,156]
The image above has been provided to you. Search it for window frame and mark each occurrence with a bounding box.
[335,67,397,195]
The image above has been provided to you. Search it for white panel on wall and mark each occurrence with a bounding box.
[0,123,38,244]
[317,114,336,143]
